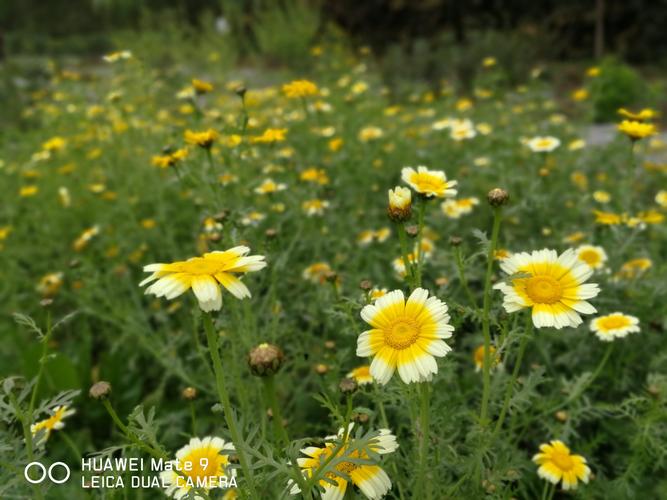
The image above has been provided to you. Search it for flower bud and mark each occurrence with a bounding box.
[449,236,462,247]
[359,279,372,291]
[339,377,358,395]
[405,225,419,238]
[248,343,285,377]
[387,186,412,222]
[487,188,509,207]
[89,381,112,400]
[182,387,197,400]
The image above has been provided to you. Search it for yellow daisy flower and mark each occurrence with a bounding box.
[290,425,398,499]
[618,120,657,141]
[473,345,499,372]
[526,136,561,153]
[251,128,287,144]
[617,107,658,121]
[401,166,458,198]
[533,440,591,490]
[494,249,600,329]
[140,246,266,312]
[31,405,75,443]
[356,288,454,385]
[575,245,607,270]
[282,79,318,98]
[191,78,214,94]
[184,129,218,149]
[254,179,287,195]
[369,288,388,302]
[590,313,640,341]
[346,365,373,385]
[655,190,667,208]
[303,262,333,284]
[616,258,652,280]
[302,199,329,216]
[160,436,235,498]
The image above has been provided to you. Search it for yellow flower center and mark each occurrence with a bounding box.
[598,315,631,330]
[551,450,575,471]
[525,275,562,304]
[179,258,223,275]
[386,318,420,349]
[413,174,443,193]
[179,448,226,482]
[578,250,600,266]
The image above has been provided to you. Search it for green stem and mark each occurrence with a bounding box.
[263,375,289,447]
[203,314,258,498]
[28,312,52,425]
[102,399,210,499]
[547,343,614,415]
[492,313,531,438]
[414,382,432,499]
[540,481,555,500]
[415,197,427,288]
[479,207,503,426]
[397,222,415,289]
[454,245,479,312]
[189,402,197,436]
[373,387,405,500]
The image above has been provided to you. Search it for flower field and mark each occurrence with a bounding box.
[1,43,666,500]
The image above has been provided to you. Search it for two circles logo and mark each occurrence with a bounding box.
[24,461,70,484]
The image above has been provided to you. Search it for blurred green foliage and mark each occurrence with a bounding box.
[589,57,652,122]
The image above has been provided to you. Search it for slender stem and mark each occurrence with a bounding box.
[414,382,432,499]
[480,208,503,426]
[547,343,614,415]
[189,402,197,436]
[203,314,257,498]
[263,375,289,447]
[28,312,52,424]
[102,399,211,499]
[454,245,479,312]
[492,313,531,438]
[373,386,405,500]
[342,395,353,444]
[540,481,555,500]
[397,222,415,289]
[59,431,82,461]
[9,392,43,500]
[415,197,427,288]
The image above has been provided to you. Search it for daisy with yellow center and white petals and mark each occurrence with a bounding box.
[493,249,600,329]
[290,425,398,500]
[160,436,235,499]
[533,440,591,491]
[347,365,374,386]
[140,246,266,312]
[526,136,561,153]
[575,244,607,270]
[357,288,454,384]
[590,312,640,341]
[401,166,457,198]
[31,405,76,443]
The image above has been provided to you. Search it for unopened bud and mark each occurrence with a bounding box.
[89,381,112,400]
[387,186,412,222]
[487,188,509,207]
[339,377,358,395]
[449,236,462,247]
[405,225,419,238]
[359,279,372,291]
[248,343,285,377]
[182,387,197,400]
